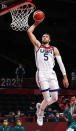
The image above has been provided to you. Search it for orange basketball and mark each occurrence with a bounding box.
[33,10,45,21]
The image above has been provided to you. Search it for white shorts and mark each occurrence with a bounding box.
[36,70,60,92]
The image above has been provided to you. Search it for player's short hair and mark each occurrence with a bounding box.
[43,33,51,40]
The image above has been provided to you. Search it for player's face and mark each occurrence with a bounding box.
[42,34,50,44]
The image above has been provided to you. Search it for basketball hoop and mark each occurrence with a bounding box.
[10,2,36,31]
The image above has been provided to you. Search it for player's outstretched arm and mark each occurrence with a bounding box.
[27,21,42,50]
[54,47,69,88]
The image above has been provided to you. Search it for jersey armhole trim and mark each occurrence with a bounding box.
[52,46,55,58]
[35,44,42,53]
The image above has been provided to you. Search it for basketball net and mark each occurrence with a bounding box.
[10,2,36,31]
[2,2,36,31]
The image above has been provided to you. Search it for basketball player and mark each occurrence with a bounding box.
[27,19,69,126]
[65,96,76,131]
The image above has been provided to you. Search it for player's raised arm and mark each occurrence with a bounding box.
[27,22,41,48]
[27,10,45,50]
[54,47,69,88]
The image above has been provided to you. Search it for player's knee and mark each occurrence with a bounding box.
[53,95,58,102]
[44,95,58,105]
[43,93,58,105]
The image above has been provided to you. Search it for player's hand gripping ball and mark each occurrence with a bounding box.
[33,10,45,22]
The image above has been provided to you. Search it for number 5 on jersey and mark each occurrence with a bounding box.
[44,53,48,61]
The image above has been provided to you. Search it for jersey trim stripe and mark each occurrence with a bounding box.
[49,88,61,92]
[40,88,61,92]
[40,88,50,92]
[40,45,54,50]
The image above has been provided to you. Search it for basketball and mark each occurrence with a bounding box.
[33,10,45,21]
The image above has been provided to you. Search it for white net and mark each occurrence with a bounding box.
[10,2,35,31]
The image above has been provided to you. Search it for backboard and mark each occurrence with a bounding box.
[0,0,32,16]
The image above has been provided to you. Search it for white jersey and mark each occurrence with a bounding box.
[35,44,55,71]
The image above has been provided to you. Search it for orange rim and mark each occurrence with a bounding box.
[15,2,36,10]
